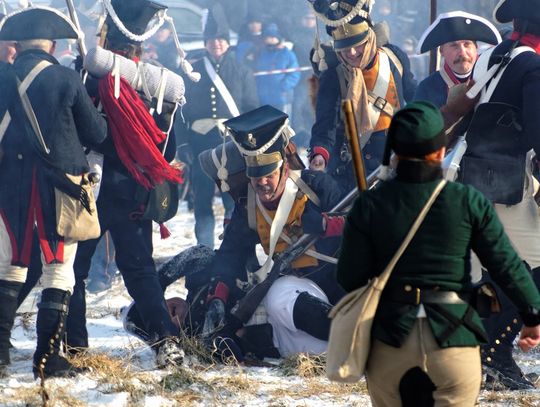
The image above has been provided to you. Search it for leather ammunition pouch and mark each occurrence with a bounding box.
[459,103,527,205]
[471,282,501,318]
[134,180,179,223]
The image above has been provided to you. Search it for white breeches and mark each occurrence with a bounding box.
[263,275,329,357]
[0,216,77,292]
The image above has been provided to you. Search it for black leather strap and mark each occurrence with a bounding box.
[384,286,470,305]
[37,301,68,313]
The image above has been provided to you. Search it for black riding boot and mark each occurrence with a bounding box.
[0,280,23,378]
[481,276,535,390]
[292,291,333,341]
[33,288,85,379]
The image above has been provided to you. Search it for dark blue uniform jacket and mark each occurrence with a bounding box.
[413,71,448,108]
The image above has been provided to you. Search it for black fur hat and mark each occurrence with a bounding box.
[204,4,230,43]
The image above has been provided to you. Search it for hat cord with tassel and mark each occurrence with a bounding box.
[164,15,201,82]
[213,129,230,193]
[102,0,166,42]
[312,17,328,72]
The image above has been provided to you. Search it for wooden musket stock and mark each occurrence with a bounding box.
[342,100,368,191]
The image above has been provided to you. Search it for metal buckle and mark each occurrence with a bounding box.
[374,96,388,112]
[415,288,421,305]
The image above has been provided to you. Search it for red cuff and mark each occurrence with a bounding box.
[206,281,230,304]
[323,213,345,238]
[310,146,330,165]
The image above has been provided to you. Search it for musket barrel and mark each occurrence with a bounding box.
[66,0,87,57]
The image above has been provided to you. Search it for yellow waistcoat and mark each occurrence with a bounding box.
[255,194,319,269]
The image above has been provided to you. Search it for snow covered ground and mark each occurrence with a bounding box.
[1,201,539,406]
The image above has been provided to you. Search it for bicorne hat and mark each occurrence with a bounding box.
[0,6,79,41]
[494,0,540,25]
[310,0,375,51]
[417,11,501,54]
[203,4,230,43]
[104,0,167,44]
[225,105,294,178]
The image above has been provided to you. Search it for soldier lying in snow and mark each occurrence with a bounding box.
[122,106,348,362]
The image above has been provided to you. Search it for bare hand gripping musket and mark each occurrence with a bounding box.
[228,167,381,326]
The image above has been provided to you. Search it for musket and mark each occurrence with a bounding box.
[65,0,88,81]
[229,166,382,325]
[429,0,439,74]
[342,99,368,191]
[65,0,87,57]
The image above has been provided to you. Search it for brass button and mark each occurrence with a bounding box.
[501,333,506,338]
[210,87,215,92]
[212,107,217,112]
[211,100,216,105]
[17,154,23,159]
[495,339,500,345]
[365,154,372,160]
[404,285,412,292]
[212,114,217,119]
[486,357,492,362]
[506,326,511,332]
[490,348,495,353]
[211,94,216,99]
[513,318,518,324]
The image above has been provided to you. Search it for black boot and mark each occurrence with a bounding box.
[33,288,86,379]
[292,291,333,341]
[65,278,89,355]
[482,344,535,390]
[0,280,23,378]
[481,273,534,391]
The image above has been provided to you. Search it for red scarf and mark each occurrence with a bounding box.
[443,62,463,85]
[98,73,182,189]
[511,32,540,53]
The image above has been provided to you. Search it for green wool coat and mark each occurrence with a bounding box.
[337,160,540,348]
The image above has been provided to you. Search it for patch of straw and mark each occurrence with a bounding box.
[279,353,326,377]
[177,331,214,365]
[69,351,134,382]
[161,367,207,392]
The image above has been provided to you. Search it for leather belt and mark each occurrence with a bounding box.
[384,285,469,306]
[368,92,394,117]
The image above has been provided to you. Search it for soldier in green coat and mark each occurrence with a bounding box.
[336,102,540,407]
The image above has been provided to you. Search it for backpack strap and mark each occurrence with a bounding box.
[381,46,403,78]
[288,170,321,207]
[247,184,257,231]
